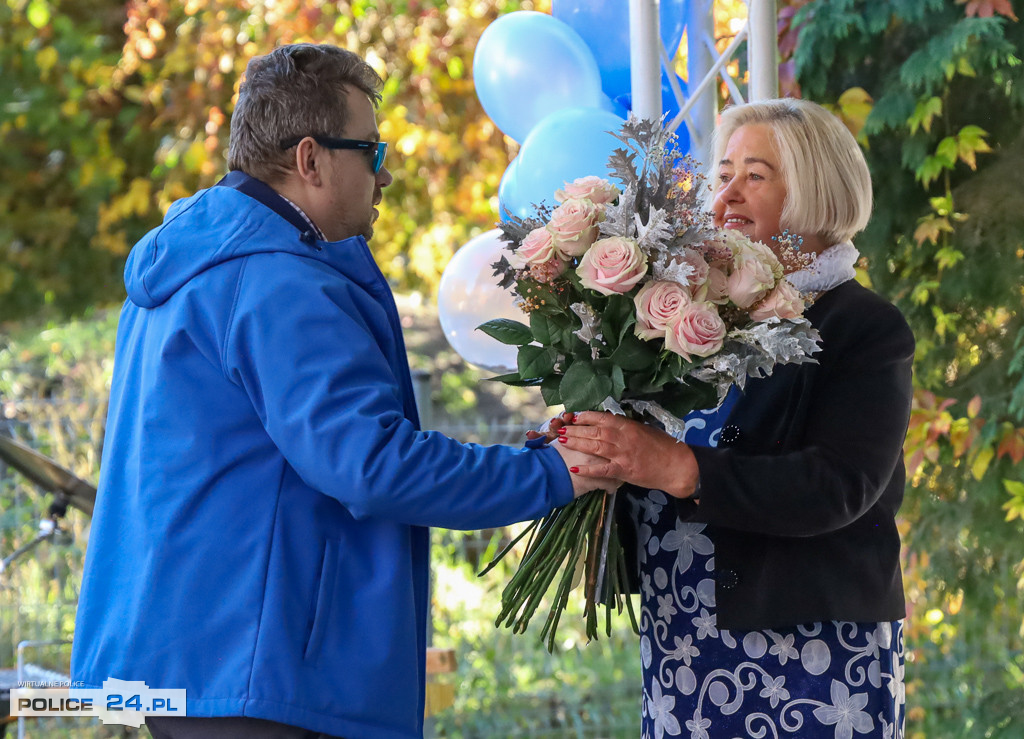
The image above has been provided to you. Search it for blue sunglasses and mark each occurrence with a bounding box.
[280,135,388,174]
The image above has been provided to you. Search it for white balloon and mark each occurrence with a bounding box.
[438,229,524,373]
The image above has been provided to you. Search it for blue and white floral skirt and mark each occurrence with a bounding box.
[633,490,906,739]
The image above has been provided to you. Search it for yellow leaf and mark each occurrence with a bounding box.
[836,87,873,139]
[966,395,982,418]
[913,216,951,246]
[36,46,58,74]
[970,445,993,481]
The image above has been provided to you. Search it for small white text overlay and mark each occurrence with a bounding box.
[12,677,185,727]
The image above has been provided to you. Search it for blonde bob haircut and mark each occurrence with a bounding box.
[705,98,873,245]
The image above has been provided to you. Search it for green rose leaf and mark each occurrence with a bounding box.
[487,372,544,387]
[560,361,613,411]
[610,330,659,371]
[611,364,626,401]
[530,311,576,349]
[518,344,558,379]
[659,380,718,418]
[600,294,637,350]
[541,375,563,406]
[530,311,554,345]
[478,318,534,346]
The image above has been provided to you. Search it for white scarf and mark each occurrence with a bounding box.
[785,241,860,295]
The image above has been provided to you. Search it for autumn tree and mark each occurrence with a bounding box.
[0,0,540,323]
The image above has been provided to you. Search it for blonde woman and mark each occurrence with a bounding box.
[560,98,913,738]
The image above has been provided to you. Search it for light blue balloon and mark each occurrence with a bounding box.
[599,93,631,119]
[514,107,627,214]
[497,158,535,223]
[473,11,604,143]
[553,0,689,100]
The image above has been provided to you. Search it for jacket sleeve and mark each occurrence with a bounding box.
[221,254,574,529]
[689,300,915,537]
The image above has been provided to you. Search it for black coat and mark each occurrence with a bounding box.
[623,278,915,631]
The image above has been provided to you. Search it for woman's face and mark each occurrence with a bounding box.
[712,123,788,248]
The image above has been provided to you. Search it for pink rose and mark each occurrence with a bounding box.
[509,227,560,268]
[727,243,782,309]
[547,198,602,258]
[693,265,729,304]
[555,175,620,205]
[749,279,805,321]
[576,236,648,295]
[665,302,727,361]
[633,280,690,340]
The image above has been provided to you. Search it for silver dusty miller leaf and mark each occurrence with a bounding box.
[634,206,675,253]
[688,318,822,402]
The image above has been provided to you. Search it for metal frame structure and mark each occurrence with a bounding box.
[629,0,779,164]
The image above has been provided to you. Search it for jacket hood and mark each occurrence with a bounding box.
[124,182,369,308]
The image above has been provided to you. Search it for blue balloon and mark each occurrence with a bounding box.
[613,74,691,155]
[473,11,604,143]
[513,107,626,214]
[553,0,689,100]
[614,73,689,120]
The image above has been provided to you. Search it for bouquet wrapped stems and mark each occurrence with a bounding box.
[480,488,639,652]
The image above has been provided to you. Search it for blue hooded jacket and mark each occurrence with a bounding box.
[71,173,574,738]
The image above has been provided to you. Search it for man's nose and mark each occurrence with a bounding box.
[377,166,394,189]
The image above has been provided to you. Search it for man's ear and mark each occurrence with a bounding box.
[293,137,323,187]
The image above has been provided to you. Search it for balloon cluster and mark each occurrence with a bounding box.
[441,2,691,373]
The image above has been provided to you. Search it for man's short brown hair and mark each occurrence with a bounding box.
[227,44,384,184]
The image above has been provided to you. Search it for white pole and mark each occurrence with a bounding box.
[685,0,716,166]
[629,0,663,120]
[747,0,778,100]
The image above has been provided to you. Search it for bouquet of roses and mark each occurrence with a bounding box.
[478,118,821,651]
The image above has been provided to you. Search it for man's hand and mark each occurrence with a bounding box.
[525,411,576,445]
[551,440,619,498]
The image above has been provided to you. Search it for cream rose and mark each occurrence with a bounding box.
[576,236,648,295]
[555,175,620,205]
[633,280,690,340]
[727,242,783,308]
[749,279,805,321]
[665,302,727,361]
[547,198,602,258]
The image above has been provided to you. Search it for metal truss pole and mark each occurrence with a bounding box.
[684,0,716,167]
[747,0,779,100]
[629,0,663,120]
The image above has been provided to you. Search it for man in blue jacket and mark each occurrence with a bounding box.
[71,44,608,739]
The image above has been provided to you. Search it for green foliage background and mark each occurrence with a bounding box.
[784,0,1024,735]
[1,0,1023,736]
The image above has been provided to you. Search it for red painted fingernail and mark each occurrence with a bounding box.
[569,413,577,423]
[570,467,579,473]
[557,428,566,435]
[557,437,567,443]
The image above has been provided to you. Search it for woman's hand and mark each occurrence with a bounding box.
[557,411,701,499]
